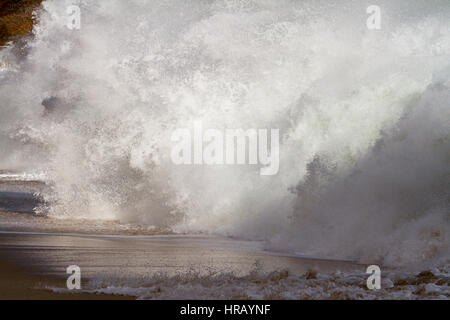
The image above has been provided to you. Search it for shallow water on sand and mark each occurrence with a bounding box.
[0,231,360,279]
[0,231,448,299]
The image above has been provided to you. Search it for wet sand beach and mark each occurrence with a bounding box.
[0,230,362,299]
[0,252,131,299]
[1,228,447,300]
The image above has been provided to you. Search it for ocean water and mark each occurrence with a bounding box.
[0,231,448,300]
[0,0,449,271]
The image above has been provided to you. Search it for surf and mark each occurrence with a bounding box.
[0,0,448,268]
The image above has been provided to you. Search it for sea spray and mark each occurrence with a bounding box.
[0,0,449,267]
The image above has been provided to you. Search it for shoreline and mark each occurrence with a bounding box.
[0,259,133,300]
[0,210,173,237]
[0,229,447,300]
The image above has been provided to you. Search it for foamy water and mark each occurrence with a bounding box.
[0,0,449,269]
[0,172,46,182]
[49,266,450,300]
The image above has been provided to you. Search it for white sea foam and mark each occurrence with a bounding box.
[0,172,46,182]
[0,0,449,267]
[47,266,450,300]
